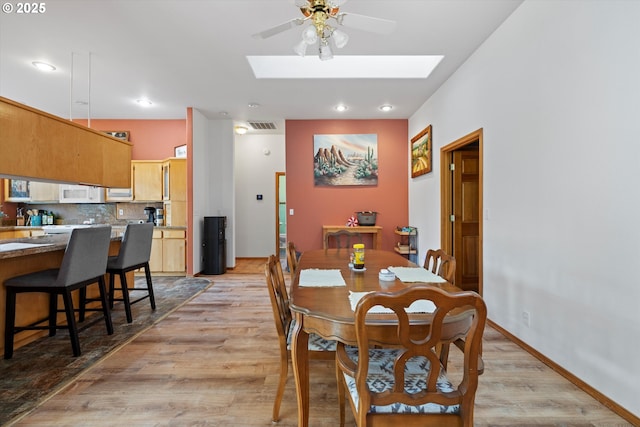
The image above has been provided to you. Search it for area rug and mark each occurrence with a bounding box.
[0,276,213,425]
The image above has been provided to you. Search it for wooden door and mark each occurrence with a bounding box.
[452,150,480,291]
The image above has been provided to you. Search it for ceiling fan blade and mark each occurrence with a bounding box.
[336,12,397,35]
[294,0,309,7]
[252,18,305,39]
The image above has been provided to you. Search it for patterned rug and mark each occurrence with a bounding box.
[0,276,213,425]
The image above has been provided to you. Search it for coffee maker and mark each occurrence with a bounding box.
[143,207,156,225]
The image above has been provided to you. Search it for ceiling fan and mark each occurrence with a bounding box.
[252,0,397,60]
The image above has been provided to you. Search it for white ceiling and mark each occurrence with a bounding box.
[0,0,523,133]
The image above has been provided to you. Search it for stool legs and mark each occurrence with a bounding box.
[108,265,155,324]
[4,289,17,359]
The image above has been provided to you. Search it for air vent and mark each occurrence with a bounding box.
[248,121,277,130]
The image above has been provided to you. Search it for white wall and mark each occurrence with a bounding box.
[234,133,286,257]
[409,0,640,417]
[191,110,235,271]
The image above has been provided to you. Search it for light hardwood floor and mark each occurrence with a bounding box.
[9,258,634,426]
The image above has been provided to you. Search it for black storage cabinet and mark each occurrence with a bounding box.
[203,216,226,274]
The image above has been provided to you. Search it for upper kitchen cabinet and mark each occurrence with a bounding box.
[0,97,132,187]
[2,179,59,203]
[132,161,162,202]
[163,158,186,201]
[30,182,60,203]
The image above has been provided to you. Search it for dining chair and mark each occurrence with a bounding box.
[336,285,486,427]
[264,254,336,423]
[424,248,456,283]
[325,229,361,249]
[286,241,299,280]
[4,226,114,359]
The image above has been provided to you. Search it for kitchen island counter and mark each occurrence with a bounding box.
[0,227,125,355]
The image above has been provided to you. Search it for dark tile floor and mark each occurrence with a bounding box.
[0,276,212,425]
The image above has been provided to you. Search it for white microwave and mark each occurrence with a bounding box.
[59,184,106,204]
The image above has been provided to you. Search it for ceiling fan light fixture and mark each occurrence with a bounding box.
[379,104,393,112]
[335,104,348,112]
[332,29,349,49]
[302,25,318,45]
[319,40,333,61]
[293,39,308,57]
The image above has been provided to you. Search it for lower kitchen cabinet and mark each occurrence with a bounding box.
[148,228,186,274]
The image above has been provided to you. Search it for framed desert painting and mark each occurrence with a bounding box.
[313,134,378,186]
[411,125,432,177]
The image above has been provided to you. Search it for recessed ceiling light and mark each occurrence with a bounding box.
[234,125,249,135]
[219,111,229,116]
[248,103,260,108]
[335,104,348,112]
[379,104,393,112]
[32,61,56,72]
[136,98,153,107]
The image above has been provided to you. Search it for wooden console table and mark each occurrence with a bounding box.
[322,225,383,249]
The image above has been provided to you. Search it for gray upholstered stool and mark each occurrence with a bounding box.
[3,226,113,359]
[104,222,155,323]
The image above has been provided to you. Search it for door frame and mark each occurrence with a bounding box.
[440,129,483,295]
[275,172,285,258]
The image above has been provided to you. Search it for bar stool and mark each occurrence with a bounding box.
[104,222,155,323]
[3,226,113,359]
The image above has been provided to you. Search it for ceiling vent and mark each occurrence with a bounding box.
[248,121,277,130]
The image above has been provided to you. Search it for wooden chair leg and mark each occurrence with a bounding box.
[272,352,288,422]
[78,288,87,322]
[4,289,17,359]
[336,358,345,427]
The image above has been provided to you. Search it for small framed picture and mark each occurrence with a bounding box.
[411,125,432,178]
[104,131,130,141]
[174,144,187,158]
[4,179,31,202]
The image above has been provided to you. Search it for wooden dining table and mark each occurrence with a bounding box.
[288,248,465,427]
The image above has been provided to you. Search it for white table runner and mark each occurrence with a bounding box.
[387,266,447,283]
[348,291,436,313]
[299,269,346,287]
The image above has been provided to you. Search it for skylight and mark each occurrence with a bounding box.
[246,55,443,79]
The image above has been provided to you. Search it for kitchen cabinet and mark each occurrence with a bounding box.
[132,161,162,201]
[0,228,47,240]
[0,97,131,188]
[149,229,164,272]
[148,228,185,274]
[29,182,59,203]
[162,158,186,201]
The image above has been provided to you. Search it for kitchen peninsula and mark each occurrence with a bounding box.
[0,227,125,356]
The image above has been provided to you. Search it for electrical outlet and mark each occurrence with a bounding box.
[118,209,124,216]
[289,209,294,215]
[522,311,531,327]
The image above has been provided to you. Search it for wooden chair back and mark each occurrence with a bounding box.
[325,229,361,249]
[336,285,486,427]
[424,248,456,283]
[286,241,299,280]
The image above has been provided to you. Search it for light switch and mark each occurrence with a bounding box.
[289,209,294,215]
[256,194,263,200]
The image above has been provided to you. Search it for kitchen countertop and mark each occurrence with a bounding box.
[0,226,123,260]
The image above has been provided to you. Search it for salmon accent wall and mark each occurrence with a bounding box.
[286,119,409,253]
[74,119,186,160]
